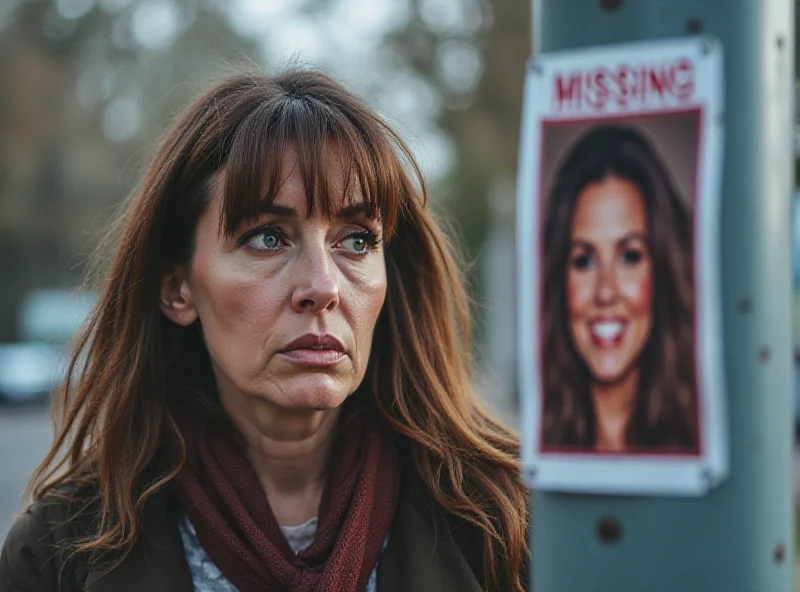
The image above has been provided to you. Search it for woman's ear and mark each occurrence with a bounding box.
[159,267,198,326]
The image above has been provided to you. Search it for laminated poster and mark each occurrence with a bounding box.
[516,36,727,496]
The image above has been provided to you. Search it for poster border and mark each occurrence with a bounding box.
[516,35,728,496]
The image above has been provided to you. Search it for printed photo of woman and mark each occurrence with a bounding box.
[541,124,699,454]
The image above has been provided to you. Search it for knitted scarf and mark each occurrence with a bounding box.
[173,413,400,592]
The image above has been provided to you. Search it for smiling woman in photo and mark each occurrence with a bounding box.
[541,124,698,453]
[0,68,529,592]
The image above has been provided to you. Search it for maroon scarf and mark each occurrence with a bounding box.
[173,412,400,592]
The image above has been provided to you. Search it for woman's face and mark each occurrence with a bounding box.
[165,147,387,412]
[567,176,652,384]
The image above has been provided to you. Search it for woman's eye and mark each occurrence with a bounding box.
[339,231,379,255]
[621,248,643,265]
[346,236,368,253]
[571,252,593,270]
[244,227,285,252]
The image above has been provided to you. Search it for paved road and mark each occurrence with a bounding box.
[0,404,53,540]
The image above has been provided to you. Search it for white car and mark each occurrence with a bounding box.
[0,342,67,403]
[0,289,94,404]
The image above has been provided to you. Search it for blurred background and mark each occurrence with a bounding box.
[1,0,800,583]
[0,0,527,537]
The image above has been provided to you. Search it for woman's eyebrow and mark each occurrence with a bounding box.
[258,203,297,218]
[337,203,369,218]
[569,239,594,250]
[255,202,370,219]
[618,232,648,245]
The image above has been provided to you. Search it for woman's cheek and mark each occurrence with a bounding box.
[619,263,653,314]
[566,271,593,316]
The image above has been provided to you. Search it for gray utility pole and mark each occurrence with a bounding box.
[528,0,796,590]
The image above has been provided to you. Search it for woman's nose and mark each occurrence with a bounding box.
[291,243,340,314]
[593,264,617,305]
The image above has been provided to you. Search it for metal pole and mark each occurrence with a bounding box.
[528,0,796,590]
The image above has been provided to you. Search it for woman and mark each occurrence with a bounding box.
[0,68,528,591]
[541,124,697,453]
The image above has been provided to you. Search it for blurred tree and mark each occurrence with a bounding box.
[387,0,529,255]
[0,0,261,341]
[381,0,530,374]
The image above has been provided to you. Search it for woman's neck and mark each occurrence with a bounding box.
[221,393,341,526]
[591,370,638,452]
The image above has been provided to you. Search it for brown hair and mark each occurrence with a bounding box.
[541,124,697,451]
[28,68,529,590]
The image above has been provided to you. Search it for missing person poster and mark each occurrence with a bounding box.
[516,37,727,496]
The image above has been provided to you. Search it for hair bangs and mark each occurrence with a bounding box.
[219,98,288,237]
[219,92,406,239]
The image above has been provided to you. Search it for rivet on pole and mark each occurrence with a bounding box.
[685,18,703,34]
[758,346,771,363]
[774,543,786,564]
[596,516,622,545]
[599,0,622,13]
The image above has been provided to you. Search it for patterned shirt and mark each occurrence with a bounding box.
[178,512,380,591]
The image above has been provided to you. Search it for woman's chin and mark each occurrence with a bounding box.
[253,378,352,411]
[282,393,348,411]
[587,361,637,386]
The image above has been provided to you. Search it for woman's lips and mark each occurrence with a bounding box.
[589,319,627,348]
[279,333,347,366]
[279,348,346,366]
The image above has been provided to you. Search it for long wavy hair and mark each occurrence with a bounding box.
[27,68,529,590]
[541,124,697,451]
